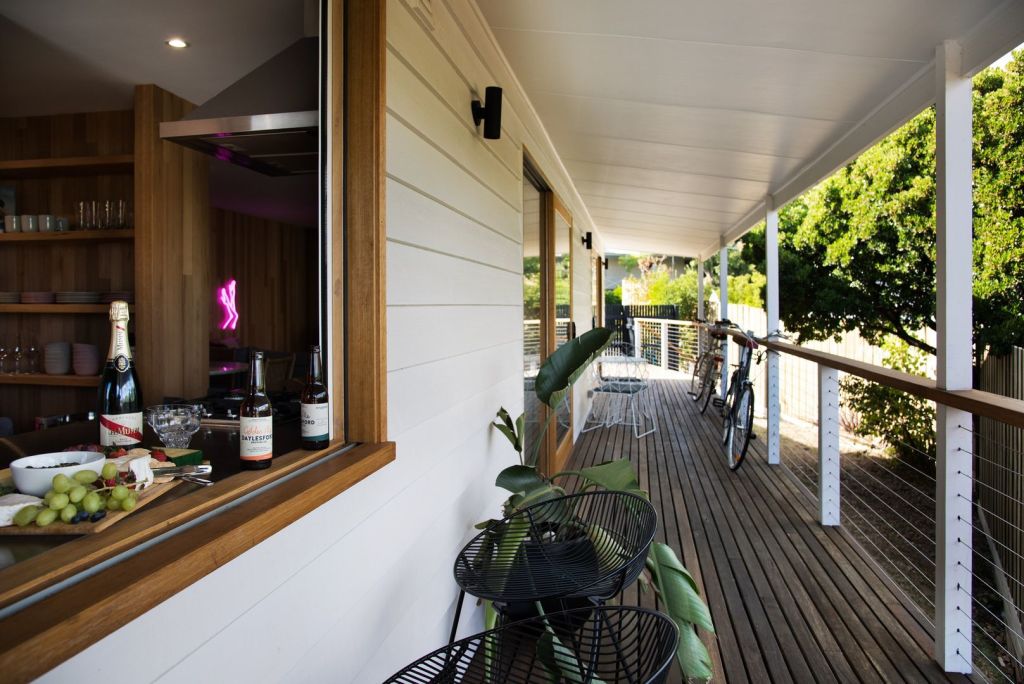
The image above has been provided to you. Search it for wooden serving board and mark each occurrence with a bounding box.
[0,471,180,535]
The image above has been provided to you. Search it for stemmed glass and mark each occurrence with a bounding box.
[145,404,202,449]
[0,345,7,374]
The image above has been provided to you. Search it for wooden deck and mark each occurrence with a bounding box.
[567,377,969,683]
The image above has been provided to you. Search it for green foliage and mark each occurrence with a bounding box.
[741,53,1024,356]
[605,285,622,307]
[616,254,642,273]
[840,337,936,464]
[534,327,613,408]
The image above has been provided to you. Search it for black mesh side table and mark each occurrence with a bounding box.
[450,490,657,643]
[385,606,678,684]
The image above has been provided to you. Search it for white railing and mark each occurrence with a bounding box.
[628,317,1024,681]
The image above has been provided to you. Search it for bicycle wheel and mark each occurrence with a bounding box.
[720,369,739,421]
[728,385,755,471]
[698,360,718,415]
[689,352,708,400]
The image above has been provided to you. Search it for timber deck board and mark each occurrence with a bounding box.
[566,377,971,683]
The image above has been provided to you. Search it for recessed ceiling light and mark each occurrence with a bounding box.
[166,38,188,49]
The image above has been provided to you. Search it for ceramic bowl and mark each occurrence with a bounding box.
[10,452,106,497]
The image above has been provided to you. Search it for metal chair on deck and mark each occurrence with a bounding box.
[385,606,677,684]
[449,491,657,644]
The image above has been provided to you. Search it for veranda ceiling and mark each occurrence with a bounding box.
[476,0,1024,257]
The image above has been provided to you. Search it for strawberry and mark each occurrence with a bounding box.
[152,449,168,462]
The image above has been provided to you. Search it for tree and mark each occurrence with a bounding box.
[741,52,1024,358]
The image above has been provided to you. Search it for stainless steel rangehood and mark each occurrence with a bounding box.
[160,38,318,176]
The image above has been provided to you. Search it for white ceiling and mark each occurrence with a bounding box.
[476,0,1024,256]
[0,0,305,116]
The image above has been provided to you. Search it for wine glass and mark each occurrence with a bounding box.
[145,404,202,449]
[11,345,22,374]
[0,344,7,374]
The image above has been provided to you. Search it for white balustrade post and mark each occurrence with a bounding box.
[818,365,840,525]
[660,320,668,370]
[719,246,729,399]
[934,39,974,674]
[765,197,781,465]
[697,258,705,357]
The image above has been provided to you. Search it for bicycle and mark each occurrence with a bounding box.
[720,328,761,471]
[688,319,731,415]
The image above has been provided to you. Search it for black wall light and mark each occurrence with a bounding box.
[602,258,609,270]
[472,86,503,139]
[581,231,593,250]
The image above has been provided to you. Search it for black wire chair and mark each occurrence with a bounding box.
[450,490,657,642]
[384,606,678,684]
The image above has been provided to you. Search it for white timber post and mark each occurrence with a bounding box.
[934,39,974,674]
[696,258,705,357]
[718,246,729,399]
[818,365,840,525]
[660,320,668,370]
[765,197,782,465]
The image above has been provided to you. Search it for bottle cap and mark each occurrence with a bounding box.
[108,300,130,322]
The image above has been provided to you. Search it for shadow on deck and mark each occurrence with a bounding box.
[568,377,969,683]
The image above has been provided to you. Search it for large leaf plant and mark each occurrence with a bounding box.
[489,327,715,680]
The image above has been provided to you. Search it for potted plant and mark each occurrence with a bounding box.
[485,327,715,681]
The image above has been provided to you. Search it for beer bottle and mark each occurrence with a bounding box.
[300,345,329,449]
[240,350,273,469]
[99,301,142,447]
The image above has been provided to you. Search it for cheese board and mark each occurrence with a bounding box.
[0,470,180,535]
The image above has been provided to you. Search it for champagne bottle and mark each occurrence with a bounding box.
[240,350,273,469]
[300,345,329,449]
[99,301,142,447]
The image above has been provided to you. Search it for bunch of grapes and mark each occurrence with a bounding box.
[13,462,139,528]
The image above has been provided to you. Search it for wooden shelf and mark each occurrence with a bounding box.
[0,304,131,314]
[0,373,99,387]
[0,154,134,178]
[0,229,134,243]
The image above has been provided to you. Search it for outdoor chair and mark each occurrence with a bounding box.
[449,491,657,644]
[385,606,678,684]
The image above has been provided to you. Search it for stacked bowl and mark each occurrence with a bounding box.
[56,291,101,304]
[73,344,101,376]
[0,292,18,304]
[44,342,71,375]
[20,292,55,304]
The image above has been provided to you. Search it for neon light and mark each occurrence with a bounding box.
[218,279,239,330]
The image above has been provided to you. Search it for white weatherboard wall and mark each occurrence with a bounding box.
[37,0,598,682]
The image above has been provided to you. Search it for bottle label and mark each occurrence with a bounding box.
[301,402,330,442]
[100,412,143,446]
[240,416,274,461]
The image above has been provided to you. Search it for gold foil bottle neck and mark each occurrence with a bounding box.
[109,300,130,322]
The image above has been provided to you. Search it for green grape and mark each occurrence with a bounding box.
[68,485,87,503]
[13,505,41,527]
[51,474,72,494]
[35,508,58,527]
[48,493,69,511]
[43,490,56,504]
[106,496,121,512]
[121,494,138,512]
[101,462,118,480]
[60,504,77,523]
[73,470,99,485]
[111,485,129,501]
[82,492,102,514]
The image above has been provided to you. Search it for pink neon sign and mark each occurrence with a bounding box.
[218,279,239,330]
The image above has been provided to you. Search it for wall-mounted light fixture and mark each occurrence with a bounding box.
[471,86,503,139]
[581,231,593,250]
[602,258,609,270]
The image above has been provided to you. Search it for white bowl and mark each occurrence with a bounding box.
[10,452,106,497]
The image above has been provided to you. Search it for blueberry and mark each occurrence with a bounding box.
[90,511,107,522]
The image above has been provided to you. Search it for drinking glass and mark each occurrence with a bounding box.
[25,344,38,374]
[145,404,203,449]
[11,345,22,374]
[0,345,7,374]
[114,200,128,229]
[97,200,113,229]
[76,201,95,230]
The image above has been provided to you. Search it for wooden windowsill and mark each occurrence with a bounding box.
[0,441,395,683]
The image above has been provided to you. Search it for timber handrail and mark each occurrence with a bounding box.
[684,320,1024,429]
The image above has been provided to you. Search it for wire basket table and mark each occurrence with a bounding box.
[450,491,657,643]
[385,606,678,684]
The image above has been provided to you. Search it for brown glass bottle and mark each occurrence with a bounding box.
[300,345,330,449]
[239,350,273,469]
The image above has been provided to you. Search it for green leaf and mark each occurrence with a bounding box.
[677,622,714,681]
[647,542,715,681]
[577,459,648,499]
[497,407,515,431]
[534,327,613,407]
[584,524,631,574]
[495,465,547,495]
[536,623,607,684]
[492,421,520,452]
